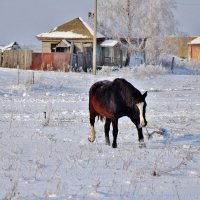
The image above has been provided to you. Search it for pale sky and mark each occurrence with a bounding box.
[0,0,200,46]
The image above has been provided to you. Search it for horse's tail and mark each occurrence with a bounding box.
[89,82,101,111]
[89,81,109,121]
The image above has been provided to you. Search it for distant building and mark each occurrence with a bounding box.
[0,41,21,52]
[188,37,200,61]
[36,17,107,68]
[36,17,105,53]
[166,36,196,59]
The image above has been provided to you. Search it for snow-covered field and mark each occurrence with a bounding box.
[0,66,200,200]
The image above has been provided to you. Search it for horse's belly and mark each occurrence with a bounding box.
[93,103,112,118]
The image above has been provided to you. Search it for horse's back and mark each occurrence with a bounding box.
[89,80,111,97]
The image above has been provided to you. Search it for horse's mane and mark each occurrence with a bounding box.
[113,78,142,102]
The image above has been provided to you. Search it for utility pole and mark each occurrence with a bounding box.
[93,0,97,75]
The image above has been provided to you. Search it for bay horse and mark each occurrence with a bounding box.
[88,78,147,148]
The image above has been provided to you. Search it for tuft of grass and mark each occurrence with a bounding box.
[2,180,18,200]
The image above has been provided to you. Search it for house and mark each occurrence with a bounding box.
[0,41,21,67]
[0,41,21,52]
[188,37,200,61]
[36,17,104,53]
[37,17,106,69]
[36,17,145,68]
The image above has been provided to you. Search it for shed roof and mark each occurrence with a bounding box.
[188,37,200,45]
[37,17,104,40]
[56,40,71,48]
[100,40,118,47]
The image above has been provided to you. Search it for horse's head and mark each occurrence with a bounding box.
[133,91,147,128]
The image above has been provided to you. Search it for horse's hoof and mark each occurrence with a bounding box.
[112,143,117,148]
[105,141,110,146]
[88,127,96,143]
[139,140,146,148]
[105,138,110,146]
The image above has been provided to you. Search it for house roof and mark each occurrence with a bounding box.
[100,40,118,47]
[0,41,20,52]
[188,37,200,45]
[37,17,104,40]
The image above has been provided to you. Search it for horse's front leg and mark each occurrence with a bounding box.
[137,127,146,148]
[112,118,118,148]
[104,118,111,145]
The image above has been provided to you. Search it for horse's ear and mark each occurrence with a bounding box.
[143,91,147,98]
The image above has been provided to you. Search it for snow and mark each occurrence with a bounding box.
[0,66,200,199]
[188,37,200,45]
[79,17,94,35]
[100,40,118,47]
[79,17,105,39]
[37,17,104,39]
[37,31,90,39]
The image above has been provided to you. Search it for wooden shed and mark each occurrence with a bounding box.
[188,37,200,61]
[100,40,124,66]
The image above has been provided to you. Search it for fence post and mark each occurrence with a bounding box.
[17,65,20,85]
[120,49,123,68]
[69,43,74,70]
[171,56,175,73]
[32,71,34,84]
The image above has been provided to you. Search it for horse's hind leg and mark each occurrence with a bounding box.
[112,118,118,148]
[104,118,111,145]
[88,114,96,142]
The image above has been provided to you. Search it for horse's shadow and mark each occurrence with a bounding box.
[147,128,200,148]
[172,133,200,146]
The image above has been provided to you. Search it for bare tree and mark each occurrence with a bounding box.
[97,0,177,65]
[141,0,178,63]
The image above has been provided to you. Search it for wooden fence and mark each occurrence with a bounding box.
[30,52,70,71]
[0,50,92,72]
[71,52,92,72]
[1,49,32,69]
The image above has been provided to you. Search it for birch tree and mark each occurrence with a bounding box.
[97,0,177,65]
